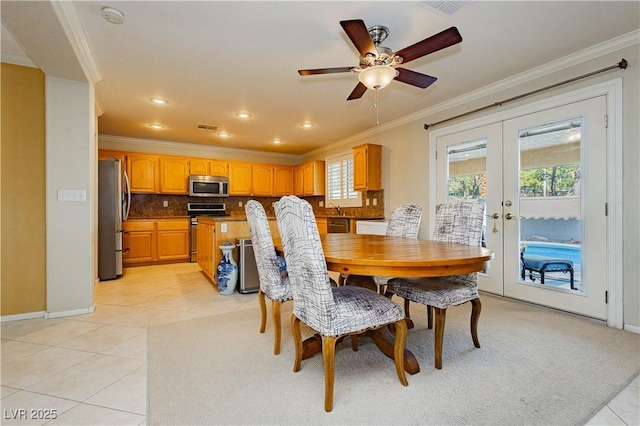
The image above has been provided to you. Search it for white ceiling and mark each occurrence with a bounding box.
[2,1,639,155]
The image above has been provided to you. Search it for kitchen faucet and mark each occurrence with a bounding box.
[329,203,341,215]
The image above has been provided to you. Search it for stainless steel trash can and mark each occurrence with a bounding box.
[237,238,260,293]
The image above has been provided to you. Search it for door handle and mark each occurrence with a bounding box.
[504,213,514,220]
[489,213,499,219]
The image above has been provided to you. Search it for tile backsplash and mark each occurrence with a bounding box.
[127,190,384,218]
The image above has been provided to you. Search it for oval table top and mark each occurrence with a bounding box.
[275,233,494,277]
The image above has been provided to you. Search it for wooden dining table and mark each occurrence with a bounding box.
[274,233,494,374]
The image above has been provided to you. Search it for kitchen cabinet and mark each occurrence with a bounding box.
[302,160,325,196]
[127,154,159,193]
[98,149,125,163]
[190,159,229,177]
[274,165,294,196]
[197,217,279,285]
[252,164,274,196]
[228,162,252,195]
[293,165,304,196]
[159,158,189,194]
[210,160,229,177]
[353,143,382,191]
[189,158,210,175]
[123,219,189,265]
[316,217,328,234]
[123,220,156,264]
[157,219,190,261]
[197,219,215,279]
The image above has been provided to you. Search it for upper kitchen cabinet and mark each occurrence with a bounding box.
[159,157,189,194]
[98,149,125,163]
[302,160,325,196]
[353,143,382,191]
[189,159,229,177]
[252,164,274,196]
[210,160,229,177]
[189,158,210,176]
[228,162,252,195]
[274,165,294,196]
[127,154,159,193]
[293,165,304,196]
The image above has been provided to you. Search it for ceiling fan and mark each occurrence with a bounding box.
[298,20,462,100]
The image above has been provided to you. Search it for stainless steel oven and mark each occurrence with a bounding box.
[187,202,227,262]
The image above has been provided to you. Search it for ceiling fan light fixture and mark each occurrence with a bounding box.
[358,65,398,90]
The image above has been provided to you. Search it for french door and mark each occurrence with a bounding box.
[435,96,608,319]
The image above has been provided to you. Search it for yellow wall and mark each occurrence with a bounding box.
[1,63,47,315]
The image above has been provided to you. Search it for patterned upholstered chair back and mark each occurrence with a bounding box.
[432,201,486,285]
[245,200,290,300]
[386,203,423,239]
[275,196,336,333]
[372,203,423,287]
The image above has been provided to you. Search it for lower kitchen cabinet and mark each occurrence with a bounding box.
[197,217,279,285]
[123,218,189,265]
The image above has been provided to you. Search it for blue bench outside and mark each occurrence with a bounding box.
[520,250,576,290]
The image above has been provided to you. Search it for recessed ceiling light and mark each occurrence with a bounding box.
[217,131,230,138]
[300,122,314,129]
[148,123,164,129]
[101,7,125,25]
[272,138,283,144]
[149,97,168,105]
[236,111,251,119]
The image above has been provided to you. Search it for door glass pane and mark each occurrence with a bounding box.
[518,118,582,292]
[446,138,488,248]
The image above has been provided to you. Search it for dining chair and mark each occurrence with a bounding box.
[275,195,408,412]
[385,200,485,369]
[245,200,292,355]
[345,203,423,293]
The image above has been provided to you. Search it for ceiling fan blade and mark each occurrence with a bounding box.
[394,68,437,89]
[347,82,368,101]
[394,27,462,64]
[298,67,354,76]
[340,19,378,57]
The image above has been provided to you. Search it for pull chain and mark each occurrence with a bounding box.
[374,87,380,125]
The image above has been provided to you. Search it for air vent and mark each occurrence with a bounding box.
[416,1,474,17]
[197,124,218,131]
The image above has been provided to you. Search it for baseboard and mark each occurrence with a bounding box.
[0,311,46,323]
[623,323,640,334]
[45,304,97,319]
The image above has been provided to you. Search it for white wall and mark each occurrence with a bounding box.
[46,77,95,316]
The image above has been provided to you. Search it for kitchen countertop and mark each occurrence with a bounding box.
[195,214,385,223]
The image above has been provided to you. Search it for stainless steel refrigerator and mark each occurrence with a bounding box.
[98,158,130,280]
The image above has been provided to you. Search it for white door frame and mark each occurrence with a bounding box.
[428,79,623,329]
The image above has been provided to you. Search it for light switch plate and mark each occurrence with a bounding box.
[373,198,377,206]
[319,201,324,207]
[366,198,370,206]
[57,189,86,202]
[238,201,243,208]
[163,200,168,207]
[221,223,227,232]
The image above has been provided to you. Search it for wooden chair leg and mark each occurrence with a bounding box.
[393,319,409,387]
[291,315,302,372]
[470,298,482,348]
[350,335,359,351]
[433,307,447,370]
[272,300,282,355]
[321,335,337,412]
[404,298,411,318]
[427,305,433,330]
[258,289,267,333]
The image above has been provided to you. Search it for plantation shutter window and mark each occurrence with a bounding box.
[325,152,362,207]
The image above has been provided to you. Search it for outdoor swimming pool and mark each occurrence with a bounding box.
[523,242,582,266]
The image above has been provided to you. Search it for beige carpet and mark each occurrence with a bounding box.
[148,294,639,425]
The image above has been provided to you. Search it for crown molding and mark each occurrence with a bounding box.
[50,1,102,84]
[99,134,302,164]
[305,29,640,158]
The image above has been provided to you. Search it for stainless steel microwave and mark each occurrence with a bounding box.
[188,175,229,197]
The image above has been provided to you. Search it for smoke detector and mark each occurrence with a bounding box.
[102,7,125,25]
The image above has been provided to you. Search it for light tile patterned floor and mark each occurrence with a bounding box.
[1,263,638,425]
